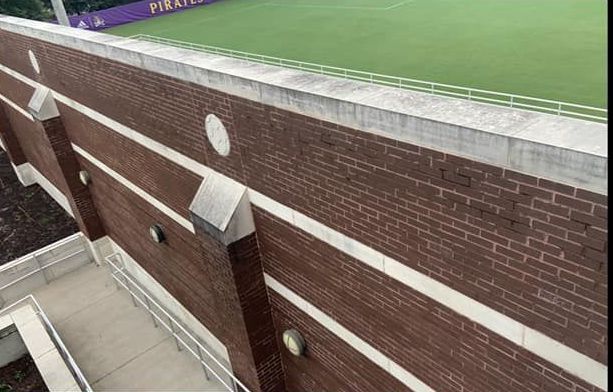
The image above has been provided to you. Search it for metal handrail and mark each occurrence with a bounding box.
[128,34,607,123]
[0,249,87,292]
[0,295,93,392]
[106,252,251,392]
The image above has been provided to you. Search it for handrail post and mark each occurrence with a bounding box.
[32,253,48,284]
[144,296,158,328]
[169,317,182,351]
[197,345,211,380]
[125,277,138,307]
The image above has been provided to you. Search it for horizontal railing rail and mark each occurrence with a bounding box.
[129,34,607,123]
[106,253,250,392]
[0,295,93,392]
[0,248,87,292]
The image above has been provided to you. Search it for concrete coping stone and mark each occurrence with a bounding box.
[4,304,81,391]
[0,15,607,194]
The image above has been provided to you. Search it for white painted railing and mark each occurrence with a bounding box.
[106,252,251,392]
[0,295,92,392]
[129,34,607,123]
[0,233,91,306]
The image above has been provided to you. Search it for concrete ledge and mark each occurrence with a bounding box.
[1,305,81,391]
[0,233,91,306]
[189,173,255,245]
[11,162,35,186]
[0,15,606,194]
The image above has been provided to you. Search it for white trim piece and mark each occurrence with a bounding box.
[11,162,36,186]
[0,92,35,122]
[0,64,606,390]
[0,136,5,151]
[264,273,435,392]
[28,164,74,218]
[72,144,195,234]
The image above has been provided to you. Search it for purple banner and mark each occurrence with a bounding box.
[67,0,214,31]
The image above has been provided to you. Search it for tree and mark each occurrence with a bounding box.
[42,0,141,15]
[0,0,52,20]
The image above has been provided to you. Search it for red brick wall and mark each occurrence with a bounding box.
[80,157,221,334]
[257,207,602,392]
[270,291,409,392]
[5,105,67,194]
[0,27,607,392]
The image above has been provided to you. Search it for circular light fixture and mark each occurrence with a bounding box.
[149,224,165,243]
[28,50,40,74]
[78,170,91,186]
[282,329,305,357]
[204,114,230,156]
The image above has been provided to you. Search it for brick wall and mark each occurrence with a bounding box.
[257,207,601,392]
[0,25,607,392]
[5,105,67,194]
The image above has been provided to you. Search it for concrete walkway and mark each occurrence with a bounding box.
[32,263,225,391]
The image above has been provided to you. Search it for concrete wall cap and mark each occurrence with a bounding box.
[0,16,607,194]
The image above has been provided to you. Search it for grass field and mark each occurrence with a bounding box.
[108,0,606,108]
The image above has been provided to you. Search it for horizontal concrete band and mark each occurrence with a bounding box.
[265,273,434,392]
[0,92,34,121]
[0,63,607,391]
[12,162,73,217]
[0,16,607,195]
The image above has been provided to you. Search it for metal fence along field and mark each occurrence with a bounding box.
[132,34,608,122]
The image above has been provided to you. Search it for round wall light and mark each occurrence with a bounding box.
[204,114,230,156]
[149,224,165,243]
[78,170,91,186]
[282,329,306,357]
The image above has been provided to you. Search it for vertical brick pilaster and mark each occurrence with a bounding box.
[27,86,105,240]
[39,116,105,240]
[190,175,285,392]
[0,103,27,165]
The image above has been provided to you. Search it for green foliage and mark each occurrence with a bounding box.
[12,371,24,383]
[0,382,12,392]
[0,0,52,21]
[42,0,141,15]
[0,0,142,20]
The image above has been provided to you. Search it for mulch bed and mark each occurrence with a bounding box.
[0,151,78,265]
[0,354,48,392]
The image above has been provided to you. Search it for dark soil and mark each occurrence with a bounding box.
[0,354,48,392]
[0,151,78,265]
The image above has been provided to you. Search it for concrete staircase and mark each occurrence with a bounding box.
[31,262,226,391]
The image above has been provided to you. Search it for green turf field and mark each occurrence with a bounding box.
[108,0,606,108]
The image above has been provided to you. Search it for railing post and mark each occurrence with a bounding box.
[144,296,158,328]
[125,277,138,307]
[32,254,48,284]
[510,96,514,107]
[197,345,211,380]
[557,102,562,115]
[169,317,182,351]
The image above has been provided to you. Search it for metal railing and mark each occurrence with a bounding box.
[129,34,607,123]
[0,295,92,392]
[0,248,87,293]
[106,253,251,392]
